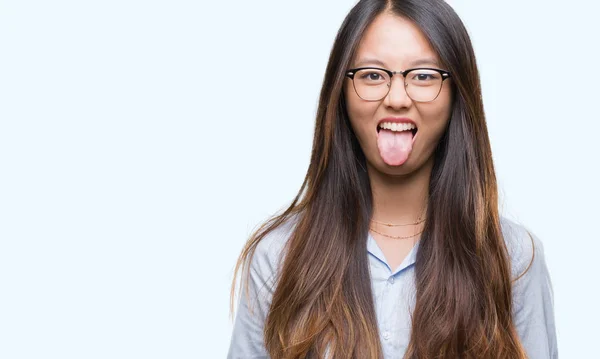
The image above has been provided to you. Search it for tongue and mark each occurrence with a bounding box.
[377,129,413,166]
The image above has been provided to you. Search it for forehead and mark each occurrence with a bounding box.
[353,13,440,68]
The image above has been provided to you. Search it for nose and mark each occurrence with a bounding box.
[382,75,412,109]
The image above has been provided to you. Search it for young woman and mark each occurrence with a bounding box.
[227,0,557,358]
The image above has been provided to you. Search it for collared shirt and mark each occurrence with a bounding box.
[227,216,558,358]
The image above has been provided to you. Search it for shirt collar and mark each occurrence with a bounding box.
[367,231,421,275]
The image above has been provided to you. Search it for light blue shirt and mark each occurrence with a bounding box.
[227,216,558,358]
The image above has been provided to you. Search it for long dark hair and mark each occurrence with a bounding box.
[231,0,529,357]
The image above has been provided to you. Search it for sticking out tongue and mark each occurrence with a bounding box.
[377,129,414,166]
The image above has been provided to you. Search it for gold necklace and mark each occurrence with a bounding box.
[370,217,426,227]
[369,226,424,239]
[370,204,427,227]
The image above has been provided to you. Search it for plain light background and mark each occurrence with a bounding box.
[0,0,598,358]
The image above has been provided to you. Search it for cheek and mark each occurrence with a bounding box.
[344,86,376,135]
[422,93,453,135]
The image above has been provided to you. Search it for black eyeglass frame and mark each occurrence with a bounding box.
[345,66,452,102]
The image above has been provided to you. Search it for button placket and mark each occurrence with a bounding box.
[381,273,394,344]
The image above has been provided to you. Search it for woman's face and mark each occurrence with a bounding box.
[344,13,453,175]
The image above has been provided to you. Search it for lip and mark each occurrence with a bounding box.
[377,117,417,128]
[376,116,419,147]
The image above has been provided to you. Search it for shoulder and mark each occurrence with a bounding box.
[249,213,299,278]
[499,215,546,281]
[499,215,555,316]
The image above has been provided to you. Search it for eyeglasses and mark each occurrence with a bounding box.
[345,67,452,102]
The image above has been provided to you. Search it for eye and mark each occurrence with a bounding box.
[354,69,389,86]
[360,72,383,81]
[410,71,440,82]
[414,73,435,81]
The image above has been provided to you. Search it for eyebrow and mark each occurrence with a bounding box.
[354,57,441,68]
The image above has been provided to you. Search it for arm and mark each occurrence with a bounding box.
[227,225,288,359]
[512,230,558,359]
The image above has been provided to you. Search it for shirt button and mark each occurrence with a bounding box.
[383,331,390,340]
[388,276,395,284]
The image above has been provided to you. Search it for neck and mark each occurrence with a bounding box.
[367,156,434,224]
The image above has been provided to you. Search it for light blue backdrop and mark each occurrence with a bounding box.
[0,0,597,358]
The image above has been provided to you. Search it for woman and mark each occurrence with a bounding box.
[227,0,557,358]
